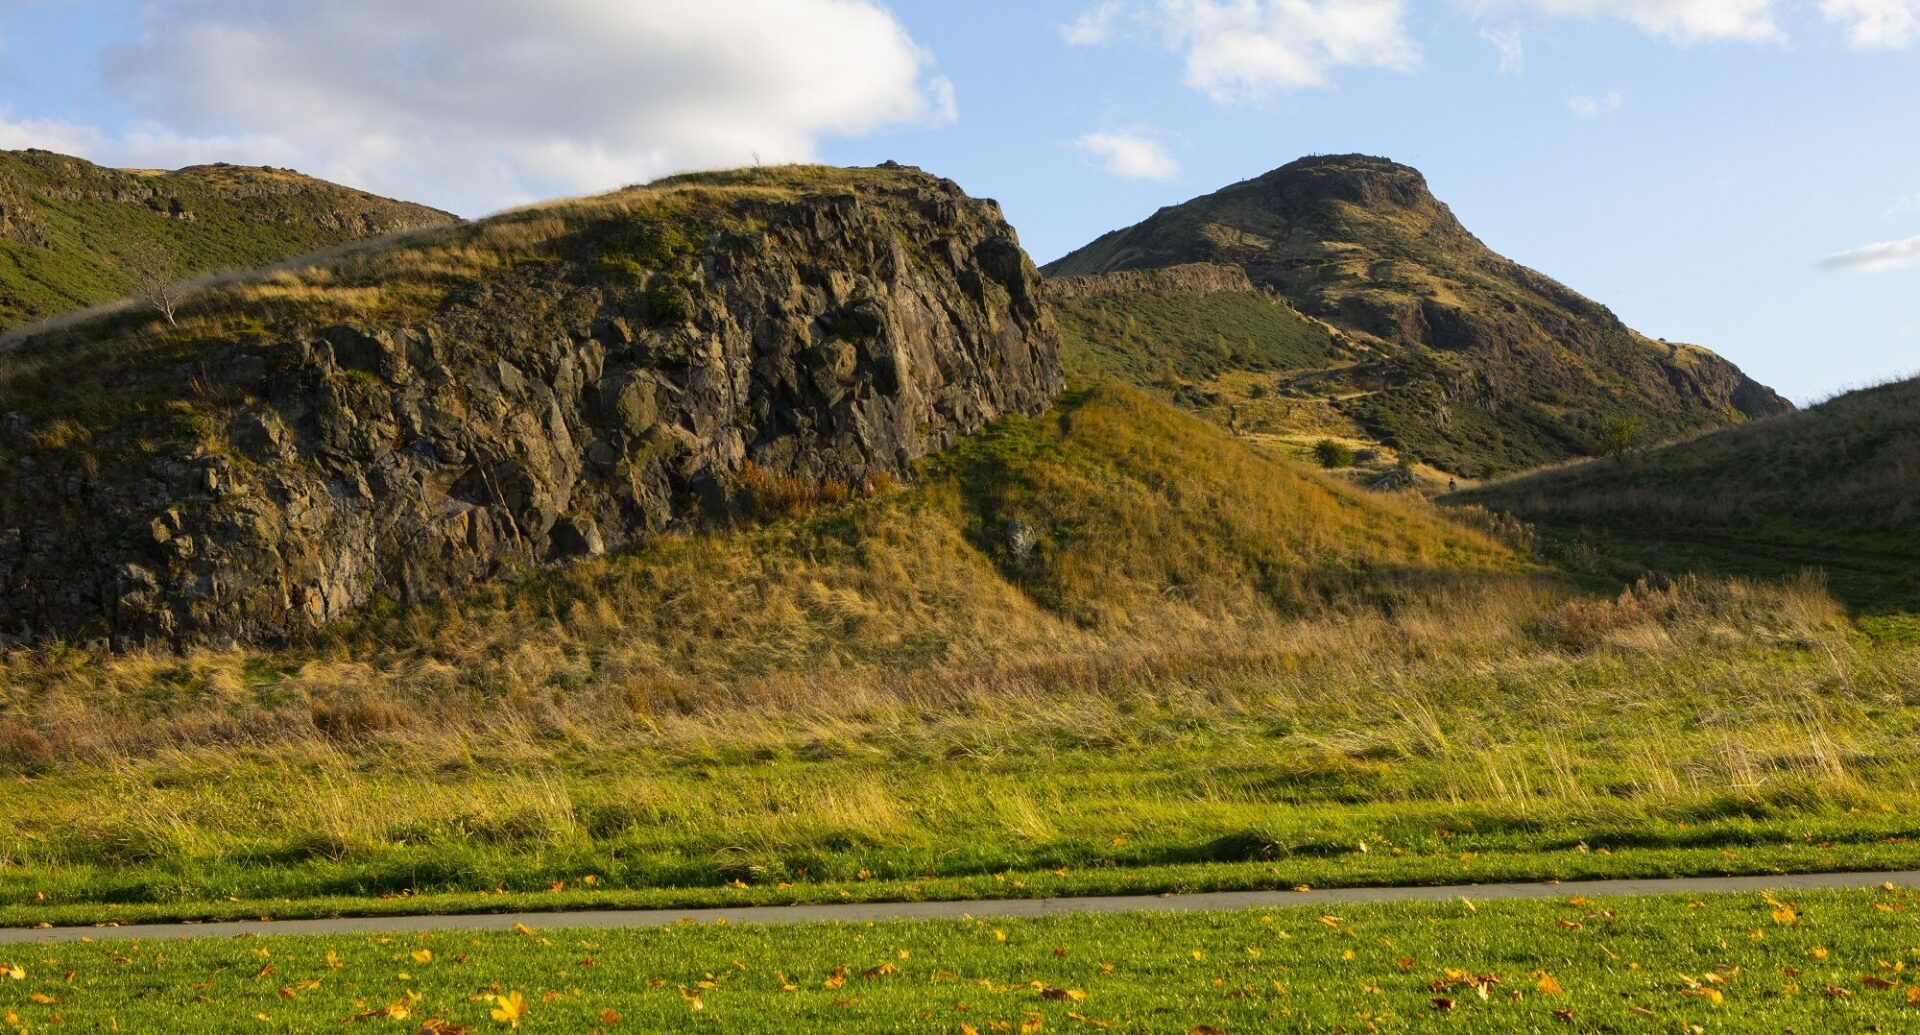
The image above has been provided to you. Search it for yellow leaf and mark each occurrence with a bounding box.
[489,990,529,1027]
[1813,948,1831,960]
[824,966,848,990]
[1,963,21,981]
[27,993,55,1005]
[411,949,434,964]
[1536,973,1564,996]
[599,1008,621,1025]
[1020,1014,1044,1034]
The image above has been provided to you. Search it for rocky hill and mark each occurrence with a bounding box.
[0,163,1062,648]
[1045,155,1791,477]
[0,149,459,331]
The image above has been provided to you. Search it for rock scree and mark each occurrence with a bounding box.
[0,163,1063,649]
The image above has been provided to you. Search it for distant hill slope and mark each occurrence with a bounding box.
[1045,155,1791,477]
[0,149,458,331]
[0,163,1062,648]
[1459,376,1920,612]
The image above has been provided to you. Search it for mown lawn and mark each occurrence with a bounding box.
[7,889,1920,1032]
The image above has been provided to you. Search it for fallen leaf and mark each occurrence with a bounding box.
[489,990,529,1026]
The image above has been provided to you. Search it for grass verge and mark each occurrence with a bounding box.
[7,889,1920,1032]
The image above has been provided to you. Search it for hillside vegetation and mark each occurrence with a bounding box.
[1460,375,1920,614]
[6,382,1919,924]
[0,149,457,331]
[1046,155,1789,477]
[1,382,1527,763]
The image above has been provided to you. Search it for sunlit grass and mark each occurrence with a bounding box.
[7,889,1920,1032]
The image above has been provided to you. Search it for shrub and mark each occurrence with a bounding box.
[1313,439,1355,469]
[647,281,695,323]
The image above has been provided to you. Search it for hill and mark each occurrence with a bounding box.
[0,163,1062,648]
[0,149,458,331]
[1045,155,1791,477]
[1459,375,1920,613]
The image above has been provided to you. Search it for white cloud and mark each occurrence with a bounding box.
[0,109,106,154]
[1821,0,1920,47]
[1067,0,1419,101]
[1821,234,1920,273]
[1164,0,1421,99]
[1481,26,1527,72]
[80,0,951,216]
[1568,89,1625,117]
[1063,1,1128,44]
[1074,130,1182,180]
[1497,0,1784,44]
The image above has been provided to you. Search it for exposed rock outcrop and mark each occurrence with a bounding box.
[0,164,1063,648]
[1048,262,1257,300]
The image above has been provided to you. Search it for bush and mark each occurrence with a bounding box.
[1313,439,1355,469]
[647,281,695,323]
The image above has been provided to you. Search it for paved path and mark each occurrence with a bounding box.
[5,870,1914,946]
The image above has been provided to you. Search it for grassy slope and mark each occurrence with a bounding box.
[5,386,1920,923]
[1053,287,1457,488]
[0,150,457,332]
[1459,375,1920,617]
[1054,289,1336,387]
[7,890,1920,1032]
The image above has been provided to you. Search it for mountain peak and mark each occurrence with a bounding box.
[1044,155,1790,477]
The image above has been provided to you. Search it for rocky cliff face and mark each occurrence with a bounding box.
[1048,262,1257,300]
[1046,155,1792,477]
[0,164,1062,648]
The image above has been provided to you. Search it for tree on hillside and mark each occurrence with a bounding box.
[1314,439,1355,469]
[122,240,190,327]
[1597,417,1644,461]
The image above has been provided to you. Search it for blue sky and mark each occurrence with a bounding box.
[1,1,1916,401]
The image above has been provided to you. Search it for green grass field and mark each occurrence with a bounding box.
[3,571,1917,927]
[7,889,1920,1032]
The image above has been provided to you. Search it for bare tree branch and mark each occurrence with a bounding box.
[122,240,190,327]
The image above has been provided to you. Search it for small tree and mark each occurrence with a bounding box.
[123,240,189,327]
[1597,417,1644,461]
[1314,439,1355,469]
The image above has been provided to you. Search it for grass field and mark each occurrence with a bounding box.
[8,889,1920,1032]
[2,564,1916,926]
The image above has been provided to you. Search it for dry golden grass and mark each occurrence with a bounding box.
[0,384,1544,764]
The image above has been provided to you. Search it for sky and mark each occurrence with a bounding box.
[1,1,1917,402]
